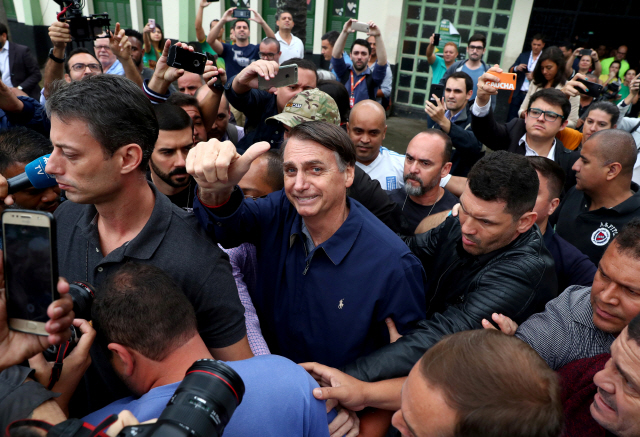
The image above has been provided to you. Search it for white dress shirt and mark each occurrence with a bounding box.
[275,31,304,64]
[0,41,13,87]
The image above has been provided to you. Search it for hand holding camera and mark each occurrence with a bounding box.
[203,63,227,92]
[49,21,72,50]
[148,41,193,95]
[476,65,503,105]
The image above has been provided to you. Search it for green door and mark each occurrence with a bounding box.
[93,0,132,29]
[142,0,163,29]
[326,0,358,50]
[4,0,16,21]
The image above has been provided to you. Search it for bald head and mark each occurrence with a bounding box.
[410,130,453,163]
[589,129,637,176]
[347,100,388,165]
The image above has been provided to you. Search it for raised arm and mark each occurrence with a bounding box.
[196,0,212,43]
[368,21,386,66]
[566,48,581,77]
[332,19,354,59]
[200,64,227,133]
[249,8,275,39]
[426,34,437,64]
[142,22,153,54]
[43,21,72,99]
[110,23,143,88]
[147,40,190,96]
[208,7,235,53]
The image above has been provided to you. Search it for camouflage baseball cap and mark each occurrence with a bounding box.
[266,89,340,127]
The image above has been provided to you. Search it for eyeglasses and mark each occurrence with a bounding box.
[527,108,565,122]
[94,45,111,51]
[259,52,277,59]
[71,63,102,72]
[468,45,484,51]
[244,194,268,201]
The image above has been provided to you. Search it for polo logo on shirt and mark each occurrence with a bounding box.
[338,299,344,309]
[591,223,618,246]
[386,176,397,191]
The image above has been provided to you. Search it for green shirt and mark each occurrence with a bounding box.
[199,40,226,70]
[600,57,630,77]
[431,55,447,85]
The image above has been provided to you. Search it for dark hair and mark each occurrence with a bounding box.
[467,151,538,218]
[468,33,486,48]
[167,92,200,110]
[234,19,249,29]
[124,28,143,43]
[417,129,453,163]
[612,218,640,263]
[628,310,640,345]
[609,60,622,79]
[46,75,159,171]
[447,71,473,94]
[420,329,563,437]
[531,33,545,43]
[317,79,350,123]
[154,104,193,131]
[93,263,198,361]
[321,30,340,47]
[285,121,356,171]
[527,88,571,120]
[532,46,567,87]
[0,23,7,36]
[261,36,280,52]
[275,10,292,21]
[585,101,619,126]
[588,129,637,176]
[281,58,318,84]
[350,39,371,56]
[527,156,565,200]
[150,24,165,48]
[558,40,572,51]
[263,149,284,191]
[64,47,101,75]
[0,127,53,173]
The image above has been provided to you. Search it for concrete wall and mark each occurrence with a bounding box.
[356,0,402,63]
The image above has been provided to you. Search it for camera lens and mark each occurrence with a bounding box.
[68,281,96,320]
[193,60,200,67]
[157,359,245,437]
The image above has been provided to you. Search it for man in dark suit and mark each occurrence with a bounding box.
[0,23,41,100]
[507,34,545,121]
[471,67,579,193]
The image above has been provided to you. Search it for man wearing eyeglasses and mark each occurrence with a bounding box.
[439,34,492,105]
[258,37,281,64]
[471,66,580,193]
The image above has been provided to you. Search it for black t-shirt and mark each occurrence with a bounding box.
[56,183,246,415]
[146,171,195,209]
[388,188,458,233]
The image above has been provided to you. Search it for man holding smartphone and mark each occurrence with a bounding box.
[206,7,276,78]
[332,19,387,107]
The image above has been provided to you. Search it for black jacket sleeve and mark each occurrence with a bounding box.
[470,107,513,151]
[447,118,483,152]
[16,46,41,98]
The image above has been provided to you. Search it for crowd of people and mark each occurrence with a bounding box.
[0,8,639,437]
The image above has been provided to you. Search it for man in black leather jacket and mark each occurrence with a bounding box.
[338,151,558,382]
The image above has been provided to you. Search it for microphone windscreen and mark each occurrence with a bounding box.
[24,154,57,189]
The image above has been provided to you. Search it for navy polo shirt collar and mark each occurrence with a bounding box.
[289,198,363,265]
[75,182,170,261]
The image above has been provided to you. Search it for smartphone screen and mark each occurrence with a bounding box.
[4,213,57,329]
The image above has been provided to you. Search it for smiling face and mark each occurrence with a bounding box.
[591,327,640,436]
[347,102,387,165]
[579,55,593,72]
[442,43,458,64]
[234,21,249,43]
[590,243,640,335]
[94,37,116,69]
[282,137,354,222]
[458,187,525,256]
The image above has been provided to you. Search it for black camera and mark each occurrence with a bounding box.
[118,359,245,437]
[167,45,207,75]
[54,0,111,42]
[43,281,95,361]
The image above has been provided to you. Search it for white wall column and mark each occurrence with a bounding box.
[312,0,327,54]
[502,0,534,68]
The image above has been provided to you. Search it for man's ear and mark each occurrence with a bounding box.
[548,197,560,216]
[64,74,72,83]
[108,343,135,377]
[346,121,350,133]
[516,211,538,234]
[606,162,623,181]
[116,144,144,174]
[466,90,473,100]
[441,162,452,178]
[558,118,569,132]
[344,164,355,188]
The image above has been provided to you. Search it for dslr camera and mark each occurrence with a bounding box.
[54,0,111,42]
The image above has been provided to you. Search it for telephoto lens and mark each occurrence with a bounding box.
[118,359,245,437]
[68,281,96,321]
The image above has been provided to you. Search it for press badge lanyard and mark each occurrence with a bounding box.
[350,70,366,108]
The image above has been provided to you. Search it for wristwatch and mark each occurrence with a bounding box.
[48,48,65,64]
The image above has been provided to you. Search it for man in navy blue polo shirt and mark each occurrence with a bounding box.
[332,19,387,107]
[187,121,427,368]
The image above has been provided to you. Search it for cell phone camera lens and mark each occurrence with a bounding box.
[193,60,200,67]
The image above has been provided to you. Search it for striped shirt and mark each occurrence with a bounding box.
[516,285,615,370]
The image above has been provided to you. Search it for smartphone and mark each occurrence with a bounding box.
[258,64,298,90]
[351,22,370,33]
[233,9,251,19]
[580,48,591,57]
[167,45,207,75]
[205,52,218,64]
[485,71,517,91]
[148,18,155,31]
[3,210,58,336]
[433,33,440,46]
[428,84,444,104]
[576,78,603,97]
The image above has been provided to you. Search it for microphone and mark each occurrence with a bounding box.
[7,154,58,194]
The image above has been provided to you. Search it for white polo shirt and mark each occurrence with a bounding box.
[275,31,304,64]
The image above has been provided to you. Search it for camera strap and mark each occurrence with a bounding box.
[47,340,72,390]
[6,415,118,437]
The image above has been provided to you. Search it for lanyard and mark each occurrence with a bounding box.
[349,70,367,108]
